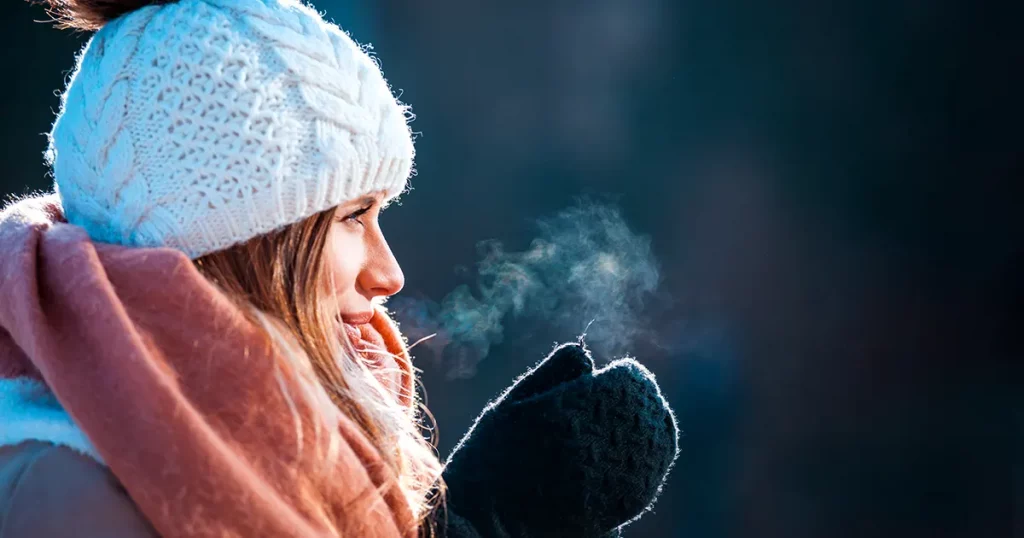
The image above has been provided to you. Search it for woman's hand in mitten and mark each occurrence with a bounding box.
[437,342,679,538]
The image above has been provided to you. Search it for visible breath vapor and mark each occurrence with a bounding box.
[389,197,666,379]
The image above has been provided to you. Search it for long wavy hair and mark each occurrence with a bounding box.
[194,206,445,535]
[36,0,447,532]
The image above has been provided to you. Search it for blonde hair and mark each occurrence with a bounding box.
[193,206,445,535]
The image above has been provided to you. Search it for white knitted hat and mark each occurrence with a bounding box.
[47,0,414,259]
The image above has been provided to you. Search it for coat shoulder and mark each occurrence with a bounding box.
[0,441,158,538]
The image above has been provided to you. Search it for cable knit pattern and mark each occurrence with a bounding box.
[48,0,414,259]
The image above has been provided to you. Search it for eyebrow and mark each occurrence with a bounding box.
[342,193,394,212]
[345,195,378,209]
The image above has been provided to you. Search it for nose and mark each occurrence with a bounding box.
[358,231,405,299]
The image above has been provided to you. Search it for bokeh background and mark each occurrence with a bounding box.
[2,1,1019,537]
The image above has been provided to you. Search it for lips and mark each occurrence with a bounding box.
[340,310,375,325]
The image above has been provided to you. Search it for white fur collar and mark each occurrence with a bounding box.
[0,377,104,464]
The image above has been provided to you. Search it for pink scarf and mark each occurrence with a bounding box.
[0,195,419,538]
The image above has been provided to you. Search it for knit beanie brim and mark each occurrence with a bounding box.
[49,0,415,259]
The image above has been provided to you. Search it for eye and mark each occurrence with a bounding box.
[339,205,371,226]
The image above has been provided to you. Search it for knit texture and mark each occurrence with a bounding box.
[48,0,414,259]
[439,342,679,538]
[0,195,420,538]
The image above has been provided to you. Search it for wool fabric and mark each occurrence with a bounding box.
[440,342,679,537]
[48,0,414,259]
[0,195,419,538]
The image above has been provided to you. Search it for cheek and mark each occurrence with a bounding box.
[324,227,364,295]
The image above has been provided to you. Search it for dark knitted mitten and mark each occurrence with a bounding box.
[435,342,679,538]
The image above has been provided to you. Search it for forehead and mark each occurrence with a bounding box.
[337,191,390,210]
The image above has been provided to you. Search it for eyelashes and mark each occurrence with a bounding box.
[337,205,372,226]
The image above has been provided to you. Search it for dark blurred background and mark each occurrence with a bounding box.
[2,1,1019,537]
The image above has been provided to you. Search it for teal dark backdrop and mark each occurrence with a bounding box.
[1,1,1018,537]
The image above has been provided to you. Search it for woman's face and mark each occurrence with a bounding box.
[324,190,404,325]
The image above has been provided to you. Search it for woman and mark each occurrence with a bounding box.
[0,0,678,537]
